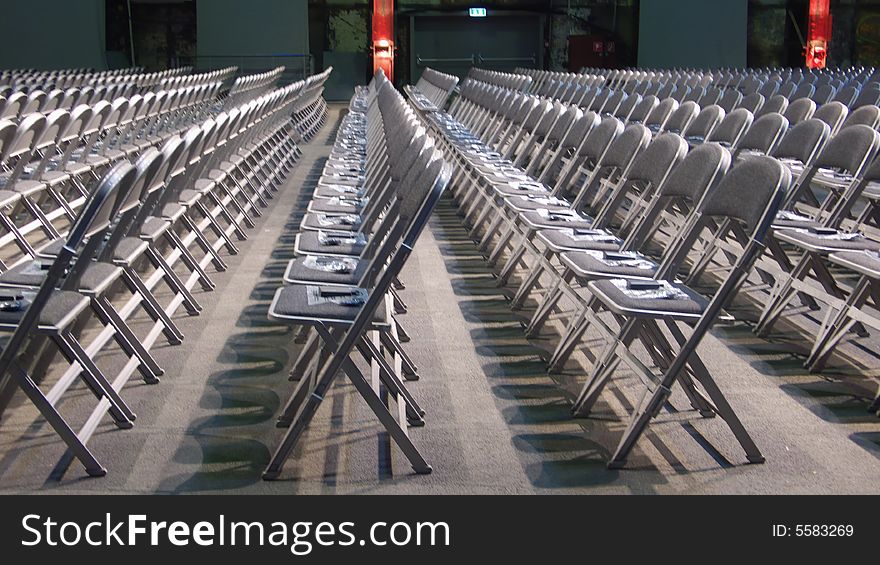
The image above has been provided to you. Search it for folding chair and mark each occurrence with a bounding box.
[804,250,880,377]
[571,156,790,468]
[526,143,731,370]
[263,157,451,480]
[756,152,880,339]
[0,164,137,477]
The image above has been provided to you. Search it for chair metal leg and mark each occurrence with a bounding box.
[52,332,136,428]
[7,361,107,477]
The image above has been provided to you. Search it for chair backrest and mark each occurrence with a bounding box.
[627,94,659,124]
[736,113,788,156]
[812,100,849,133]
[707,107,753,148]
[757,80,780,99]
[778,81,797,99]
[771,118,831,167]
[699,86,722,107]
[841,104,880,130]
[624,132,688,191]
[717,89,743,112]
[782,97,816,124]
[614,93,641,121]
[577,115,622,162]
[757,94,788,117]
[791,82,815,101]
[851,87,880,109]
[670,85,690,103]
[645,97,678,131]
[4,113,46,162]
[120,149,163,214]
[630,141,731,251]
[1,92,27,119]
[558,111,599,152]
[682,85,704,104]
[601,90,626,116]
[81,161,138,239]
[594,123,651,173]
[684,104,726,141]
[739,92,765,114]
[832,85,858,106]
[697,156,790,235]
[0,120,16,162]
[812,124,880,175]
[811,83,835,105]
[663,100,700,135]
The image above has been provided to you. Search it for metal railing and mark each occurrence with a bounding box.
[416,53,536,68]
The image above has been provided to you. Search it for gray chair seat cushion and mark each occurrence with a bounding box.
[193,179,216,194]
[269,285,388,327]
[296,231,365,256]
[563,251,659,281]
[40,170,70,186]
[178,189,202,206]
[492,182,551,198]
[37,237,65,258]
[113,237,149,264]
[505,195,570,213]
[300,213,362,232]
[772,218,822,230]
[283,256,368,285]
[828,250,880,278]
[536,228,623,252]
[0,261,49,287]
[79,262,123,294]
[140,216,171,240]
[160,202,186,221]
[0,289,89,329]
[313,185,363,199]
[589,278,709,319]
[308,199,364,215]
[775,229,880,252]
[0,190,22,207]
[12,180,46,197]
[519,209,595,231]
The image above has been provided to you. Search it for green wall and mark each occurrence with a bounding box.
[0,0,107,70]
[638,0,748,68]
[197,0,309,73]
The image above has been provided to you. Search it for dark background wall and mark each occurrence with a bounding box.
[2,0,880,78]
[0,0,107,69]
[197,0,309,75]
[638,0,748,68]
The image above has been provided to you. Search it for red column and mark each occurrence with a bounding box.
[372,0,394,81]
[806,0,831,69]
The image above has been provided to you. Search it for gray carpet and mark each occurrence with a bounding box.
[0,104,878,494]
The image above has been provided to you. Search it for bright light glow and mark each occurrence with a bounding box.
[468,7,487,17]
[376,38,390,48]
